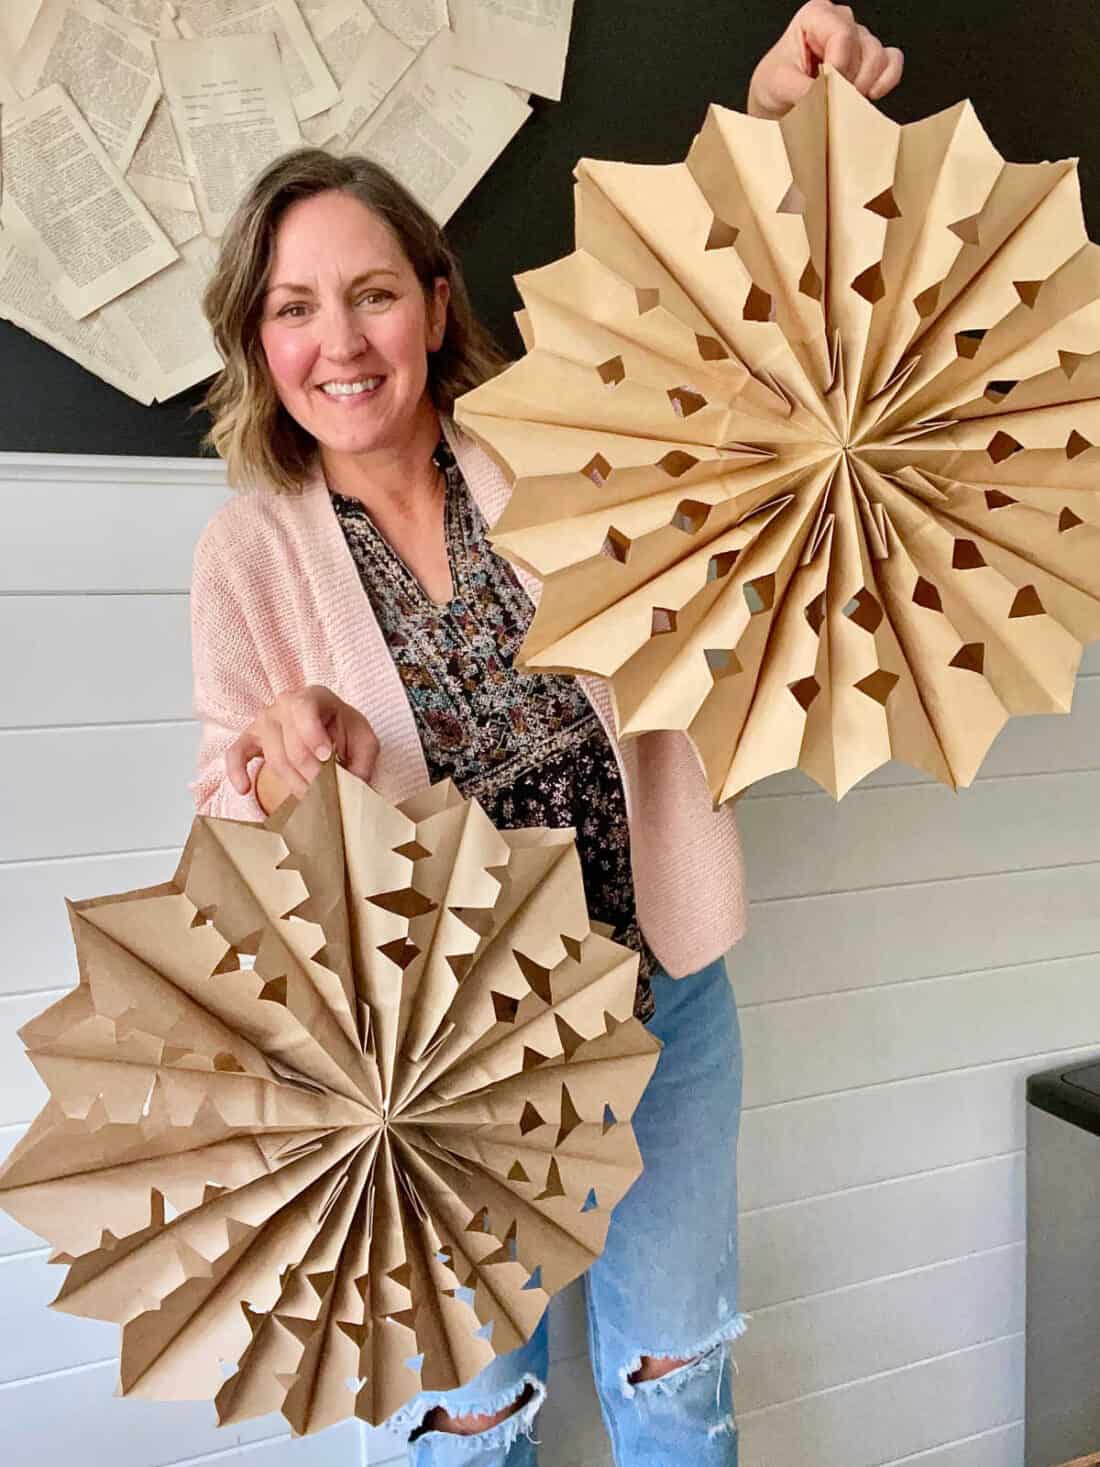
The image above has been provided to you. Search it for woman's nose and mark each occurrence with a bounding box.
[319,305,368,361]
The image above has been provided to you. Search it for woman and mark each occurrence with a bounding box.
[190,6,903,1461]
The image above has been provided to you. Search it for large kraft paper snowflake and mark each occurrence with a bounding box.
[0,762,659,1433]
[456,68,1100,799]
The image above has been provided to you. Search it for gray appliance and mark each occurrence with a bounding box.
[1026,1056,1100,1467]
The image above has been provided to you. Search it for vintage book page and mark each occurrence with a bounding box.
[299,0,378,144]
[364,0,446,51]
[175,0,339,121]
[155,33,301,236]
[125,98,202,243]
[94,0,169,31]
[105,234,221,398]
[0,84,176,317]
[304,0,376,87]
[127,98,189,189]
[449,0,576,101]
[0,0,42,61]
[303,0,414,150]
[0,233,155,401]
[15,0,162,170]
[350,29,531,223]
[126,171,202,245]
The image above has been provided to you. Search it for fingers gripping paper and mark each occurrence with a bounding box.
[0,760,659,1435]
[454,68,1100,801]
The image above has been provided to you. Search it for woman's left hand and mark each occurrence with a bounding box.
[747,0,904,121]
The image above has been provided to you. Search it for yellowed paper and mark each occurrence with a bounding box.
[299,0,402,147]
[303,0,376,86]
[349,29,531,224]
[0,84,176,317]
[93,0,169,31]
[125,171,201,246]
[364,0,446,51]
[128,98,189,189]
[126,99,202,245]
[0,0,42,60]
[0,759,658,1434]
[449,0,575,102]
[15,0,162,171]
[105,234,220,398]
[0,232,155,401]
[455,68,1100,801]
[175,0,339,122]
[304,1,414,151]
[155,34,302,237]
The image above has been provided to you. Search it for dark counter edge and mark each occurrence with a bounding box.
[1028,1057,1100,1139]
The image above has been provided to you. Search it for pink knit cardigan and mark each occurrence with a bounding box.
[190,418,747,977]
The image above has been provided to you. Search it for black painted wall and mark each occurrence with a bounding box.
[3,0,1098,456]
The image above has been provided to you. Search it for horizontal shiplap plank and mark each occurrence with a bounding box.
[738,1045,1098,1211]
[739,1153,1024,1310]
[10,732,1098,882]
[227,1428,366,1465]
[737,1333,1024,1467]
[0,1359,289,1466]
[0,850,181,998]
[741,952,1100,1108]
[879,1422,1024,1467]
[734,861,1100,1006]
[1,993,54,1125]
[736,1245,1023,1415]
[747,676,1100,799]
[0,1128,37,1255]
[0,470,229,593]
[0,1254,116,1385]
[739,770,1100,902]
[0,596,193,729]
[0,725,199,863]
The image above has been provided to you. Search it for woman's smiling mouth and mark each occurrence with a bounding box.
[319,376,385,398]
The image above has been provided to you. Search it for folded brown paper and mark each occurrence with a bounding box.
[0,762,659,1433]
[456,67,1100,799]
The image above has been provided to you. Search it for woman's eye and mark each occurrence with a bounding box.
[276,302,310,319]
[358,290,392,307]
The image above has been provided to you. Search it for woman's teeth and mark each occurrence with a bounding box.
[321,377,382,397]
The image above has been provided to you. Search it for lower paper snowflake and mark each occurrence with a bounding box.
[0,761,660,1433]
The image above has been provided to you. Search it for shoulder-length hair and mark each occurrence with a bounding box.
[202,148,507,493]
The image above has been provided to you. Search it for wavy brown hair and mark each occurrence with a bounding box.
[202,148,507,493]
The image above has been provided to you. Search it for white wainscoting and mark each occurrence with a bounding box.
[0,450,1097,1467]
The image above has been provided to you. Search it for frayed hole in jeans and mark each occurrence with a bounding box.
[408,1379,537,1442]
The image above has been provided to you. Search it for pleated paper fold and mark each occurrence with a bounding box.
[456,68,1100,798]
[0,762,659,1433]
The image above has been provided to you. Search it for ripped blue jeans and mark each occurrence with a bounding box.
[385,955,745,1465]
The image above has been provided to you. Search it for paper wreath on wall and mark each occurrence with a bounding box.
[455,67,1100,800]
[0,762,658,1434]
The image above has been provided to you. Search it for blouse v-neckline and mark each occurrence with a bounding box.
[327,455,462,611]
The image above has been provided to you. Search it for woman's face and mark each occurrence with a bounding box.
[258,190,449,462]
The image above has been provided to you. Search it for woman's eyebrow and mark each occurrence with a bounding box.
[264,268,400,298]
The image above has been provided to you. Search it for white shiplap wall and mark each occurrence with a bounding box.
[1,450,1097,1467]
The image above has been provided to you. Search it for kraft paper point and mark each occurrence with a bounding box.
[456,67,1100,801]
[0,761,659,1433]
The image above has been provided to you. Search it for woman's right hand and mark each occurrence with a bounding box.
[225,685,379,807]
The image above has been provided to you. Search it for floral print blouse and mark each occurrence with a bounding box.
[329,440,657,1025]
